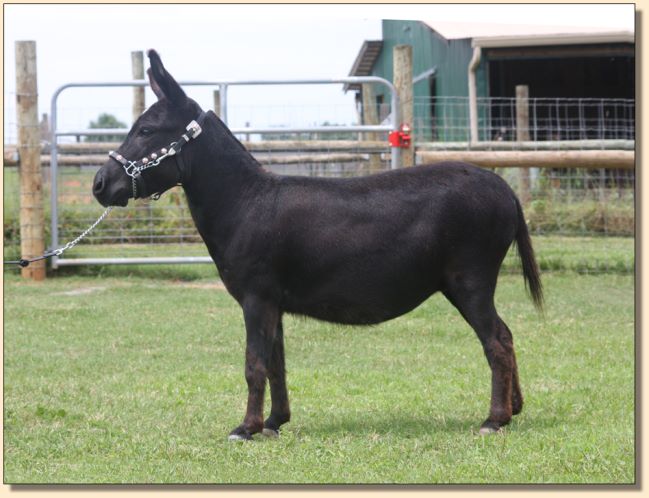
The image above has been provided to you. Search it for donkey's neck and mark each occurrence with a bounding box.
[185,115,265,204]
[182,115,269,263]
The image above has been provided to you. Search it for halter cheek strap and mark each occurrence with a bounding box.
[108,110,211,199]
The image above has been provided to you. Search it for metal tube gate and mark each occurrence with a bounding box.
[49,77,401,267]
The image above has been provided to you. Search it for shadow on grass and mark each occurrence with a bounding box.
[305,411,482,438]
[50,263,217,281]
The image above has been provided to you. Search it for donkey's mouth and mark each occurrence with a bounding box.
[94,189,130,208]
[108,190,130,207]
[111,197,130,208]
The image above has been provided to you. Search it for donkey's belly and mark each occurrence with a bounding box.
[286,297,431,325]
[281,267,440,325]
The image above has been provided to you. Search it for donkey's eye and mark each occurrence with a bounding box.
[138,127,154,137]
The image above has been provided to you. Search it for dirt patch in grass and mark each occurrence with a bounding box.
[54,286,107,296]
[170,280,226,291]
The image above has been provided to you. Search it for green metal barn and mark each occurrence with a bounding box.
[347,20,634,142]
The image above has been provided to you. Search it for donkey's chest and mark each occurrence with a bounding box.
[200,229,278,303]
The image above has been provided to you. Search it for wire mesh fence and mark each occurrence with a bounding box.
[500,167,633,235]
[4,97,634,273]
[414,96,635,145]
[4,93,18,145]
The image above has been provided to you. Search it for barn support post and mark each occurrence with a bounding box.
[131,51,145,121]
[16,41,46,280]
[516,85,532,205]
[361,83,382,173]
[394,45,414,167]
[468,46,482,144]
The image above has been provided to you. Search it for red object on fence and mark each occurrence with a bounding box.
[388,123,411,148]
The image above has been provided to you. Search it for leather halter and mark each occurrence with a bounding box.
[108,110,211,199]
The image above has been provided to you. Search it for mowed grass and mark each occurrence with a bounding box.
[3,271,634,484]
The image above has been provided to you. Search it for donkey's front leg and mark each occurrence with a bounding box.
[229,296,279,441]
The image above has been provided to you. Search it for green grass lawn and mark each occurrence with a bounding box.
[3,269,634,484]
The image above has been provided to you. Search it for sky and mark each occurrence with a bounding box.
[4,3,635,142]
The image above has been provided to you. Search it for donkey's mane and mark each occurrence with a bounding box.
[205,110,262,167]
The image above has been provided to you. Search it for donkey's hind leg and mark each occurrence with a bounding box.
[263,317,291,437]
[443,275,521,434]
[505,320,524,416]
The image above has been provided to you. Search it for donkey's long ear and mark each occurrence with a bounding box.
[147,68,166,100]
[147,49,186,105]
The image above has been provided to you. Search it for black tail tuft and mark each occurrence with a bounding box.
[514,198,544,312]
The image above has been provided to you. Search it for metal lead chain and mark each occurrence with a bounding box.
[4,206,114,268]
[52,206,114,256]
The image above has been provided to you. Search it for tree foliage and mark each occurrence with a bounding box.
[86,113,127,142]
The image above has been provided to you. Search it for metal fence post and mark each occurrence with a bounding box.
[49,84,69,269]
[390,89,401,170]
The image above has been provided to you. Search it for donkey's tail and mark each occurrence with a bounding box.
[514,197,544,312]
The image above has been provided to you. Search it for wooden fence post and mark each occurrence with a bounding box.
[16,41,45,280]
[213,89,221,118]
[516,85,531,205]
[132,50,145,121]
[394,44,414,167]
[361,83,382,173]
[39,113,50,141]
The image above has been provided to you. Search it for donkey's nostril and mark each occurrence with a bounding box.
[93,172,105,195]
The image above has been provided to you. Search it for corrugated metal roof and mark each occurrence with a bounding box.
[345,40,383,92]
[472,30,634,48]
[422,20,633,43]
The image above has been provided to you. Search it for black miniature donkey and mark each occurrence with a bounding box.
[93,50,543,440]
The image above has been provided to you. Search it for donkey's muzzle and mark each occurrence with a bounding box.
[93,168,130,207]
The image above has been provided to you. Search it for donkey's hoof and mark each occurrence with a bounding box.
[228,426,253,441]
[262,428,279,438]
[478,426,501,435]
[228,433,250,442]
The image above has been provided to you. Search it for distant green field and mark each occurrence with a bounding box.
[3,269,634,484]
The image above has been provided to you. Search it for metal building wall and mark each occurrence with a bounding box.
[370,20,485,141]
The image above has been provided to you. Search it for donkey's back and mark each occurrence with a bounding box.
[261,162,522,324]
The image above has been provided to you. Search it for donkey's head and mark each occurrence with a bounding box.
[93,50,205,207]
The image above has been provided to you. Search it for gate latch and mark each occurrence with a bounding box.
[388,123,411,148]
